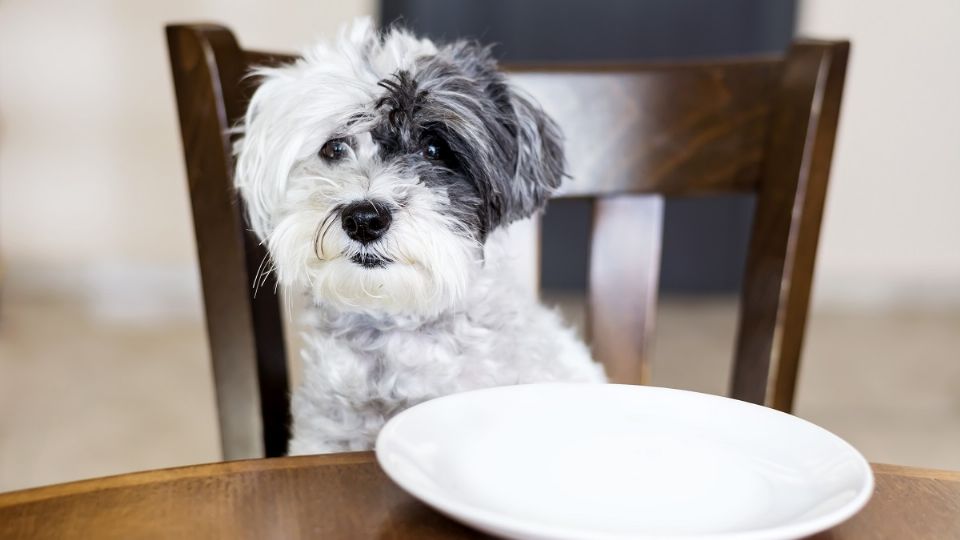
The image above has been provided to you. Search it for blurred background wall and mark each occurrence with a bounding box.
[0,0,375,320]
[800,0,960,309]
[1,0,958,491]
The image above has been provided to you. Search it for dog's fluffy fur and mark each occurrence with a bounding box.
[235,19,605,454]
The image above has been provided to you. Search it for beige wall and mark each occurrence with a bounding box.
[0,0,374,317]
[799,0,960,308]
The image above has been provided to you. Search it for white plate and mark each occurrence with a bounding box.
[375,383,873,540]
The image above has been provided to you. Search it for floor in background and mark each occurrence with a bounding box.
[1,293,959,492]
[0,298,220,491]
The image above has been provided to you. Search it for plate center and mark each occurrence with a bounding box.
[445,418,775,535]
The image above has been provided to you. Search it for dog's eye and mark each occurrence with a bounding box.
[421,143,442,161]
[419,133,458,169]
[319,139,350,162]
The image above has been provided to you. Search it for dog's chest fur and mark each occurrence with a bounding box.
[288,263,603,455]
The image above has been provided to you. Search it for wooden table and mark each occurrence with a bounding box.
[1,453,958,539]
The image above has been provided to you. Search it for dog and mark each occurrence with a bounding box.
[235,18,606,455]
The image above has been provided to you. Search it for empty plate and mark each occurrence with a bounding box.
[376,383,873,540]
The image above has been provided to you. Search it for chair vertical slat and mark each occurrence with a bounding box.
[166,24,290,458]
[731,41,850,411]
[588,196,664,384]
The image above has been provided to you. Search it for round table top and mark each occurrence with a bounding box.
[1,452,959,539]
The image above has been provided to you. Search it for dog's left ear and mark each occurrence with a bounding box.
[499,89,565,222]
[435,41,565,229]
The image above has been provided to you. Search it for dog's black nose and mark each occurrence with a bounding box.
[341,200,392,244]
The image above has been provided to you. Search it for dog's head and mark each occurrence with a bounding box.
[235,19,563,316]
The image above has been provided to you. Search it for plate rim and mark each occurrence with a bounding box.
[375,383,875,540]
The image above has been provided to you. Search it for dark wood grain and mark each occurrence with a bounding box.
[811,464,960,540]
[167,25,290,459]
[1,455,955,540]
[166,24,849,458]
[0,454,483,540]
[510,63,778,198]
[730,40,850,409]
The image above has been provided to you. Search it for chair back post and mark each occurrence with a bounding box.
[166,24,290,458]
[731,40,850,412]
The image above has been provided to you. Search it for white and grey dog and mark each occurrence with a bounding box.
[235,19,606,454]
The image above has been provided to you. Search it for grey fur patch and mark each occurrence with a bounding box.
[366,40,565,240]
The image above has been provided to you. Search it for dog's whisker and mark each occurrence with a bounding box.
[259,265,276,291]
[303,174,340,189]
[313,210,341,261]
[252,253,275,298]
[357,276,385,300]
[312,222,325,261]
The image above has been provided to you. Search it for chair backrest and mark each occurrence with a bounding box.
[166,24,848,459]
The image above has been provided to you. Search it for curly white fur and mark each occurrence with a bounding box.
[235,19,606,454]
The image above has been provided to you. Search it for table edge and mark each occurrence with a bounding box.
[3,456,957,509]
[0,451,377,507]
[871,462,960,481]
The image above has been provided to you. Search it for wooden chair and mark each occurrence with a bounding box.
[166,23,849,460]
